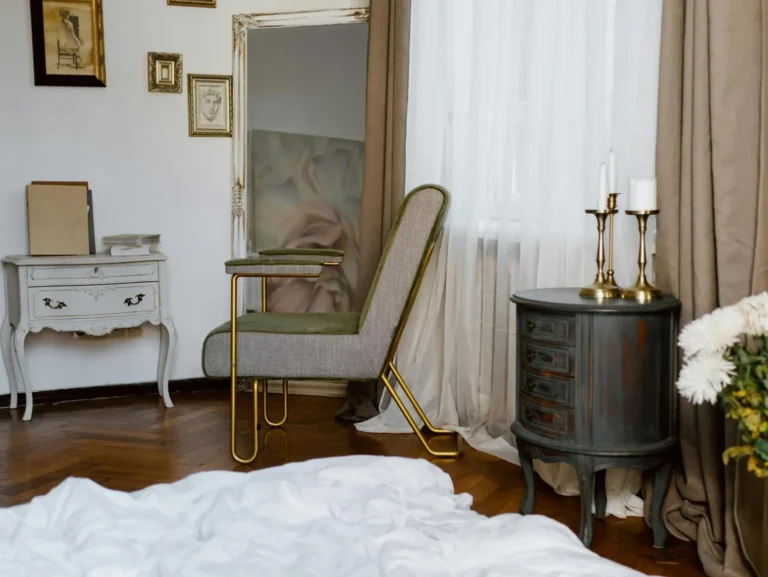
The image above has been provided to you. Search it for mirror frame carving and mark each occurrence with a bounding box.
[230,7,371,267]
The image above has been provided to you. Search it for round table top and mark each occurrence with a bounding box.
[511,287,681,313]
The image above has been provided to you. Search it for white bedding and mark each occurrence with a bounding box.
[0,456,652,577]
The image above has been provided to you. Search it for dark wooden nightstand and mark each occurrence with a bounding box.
[510,288,681,548]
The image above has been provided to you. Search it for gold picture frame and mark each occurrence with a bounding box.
[188,74,233,137]
[30,0,107,87]
[148,52,182,93]
[167,0,216,7]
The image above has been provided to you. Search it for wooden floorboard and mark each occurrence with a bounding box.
[0,389,704,576]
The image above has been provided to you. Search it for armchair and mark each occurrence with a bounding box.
[202,184,461,463]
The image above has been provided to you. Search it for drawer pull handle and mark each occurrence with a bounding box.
[42,298,67,310]
[526,321,535,332]
[525,378,536,391]
[124,294,145,307]
[525,350,535,363]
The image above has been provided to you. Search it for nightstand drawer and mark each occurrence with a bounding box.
[27,262,159,287]
[520,310,575,345]
[521,369,574,407]
[30,283,159,320]
[520,395,574,439]
[521,340,574,376]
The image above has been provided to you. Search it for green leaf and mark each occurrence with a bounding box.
[755,438,768,462]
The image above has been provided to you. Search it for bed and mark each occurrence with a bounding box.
[0,455,654,576]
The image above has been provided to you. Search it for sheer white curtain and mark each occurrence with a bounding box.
[357,0,662,518]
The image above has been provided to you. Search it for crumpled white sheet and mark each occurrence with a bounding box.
[0,455,654,577]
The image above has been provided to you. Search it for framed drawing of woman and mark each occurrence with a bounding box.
[29,0,107,87]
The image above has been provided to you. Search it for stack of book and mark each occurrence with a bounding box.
[102,234,161,256]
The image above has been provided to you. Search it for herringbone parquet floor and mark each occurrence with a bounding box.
[0,389,704,576]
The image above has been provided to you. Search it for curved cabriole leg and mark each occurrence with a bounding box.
[230,274,259,464]
[12,328,32,421]
[157,320,177,408]
[519,446,535,515]
[595,468,607,518]
[1,317,17,410]
[576,456,595,547]
[380,372,462,457]
[263,379,288,427]
[651,462,671,548]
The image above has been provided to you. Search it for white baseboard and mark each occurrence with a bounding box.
[261,380,347,398]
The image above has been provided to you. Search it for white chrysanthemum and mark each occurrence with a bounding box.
[676,354,736,404]
[736,292,768,336]
[678,306,746,359]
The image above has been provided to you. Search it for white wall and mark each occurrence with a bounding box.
[247,23,368,141]
[0,0,368,396]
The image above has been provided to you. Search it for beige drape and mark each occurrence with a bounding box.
[654,1,768,575]
[336,0,411,421]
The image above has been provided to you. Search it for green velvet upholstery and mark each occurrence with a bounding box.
[206,312,361,338]
[258,248,345,258]
[224,258,322,267]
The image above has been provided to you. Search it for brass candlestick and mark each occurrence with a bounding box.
[606,193,620,288]
[621,209,663,302]
[580,209,621,299]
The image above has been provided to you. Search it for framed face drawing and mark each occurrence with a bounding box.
[29,0,107,87]
[187,74,233,137]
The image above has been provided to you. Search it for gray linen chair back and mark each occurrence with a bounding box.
[357,184,450,374]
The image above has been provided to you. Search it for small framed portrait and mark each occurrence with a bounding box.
[187,74,233,137]
[167,0,216,7]
[148,52,183,93]
[29,0,107,87]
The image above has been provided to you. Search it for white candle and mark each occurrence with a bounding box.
[608,150,616,193]
[628,178,657,211]
[597,163,608,210]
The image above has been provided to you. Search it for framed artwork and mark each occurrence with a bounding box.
[29,0,107,87]
[167,0,216,7]
[148,52,183,93]
[187,74,233,137]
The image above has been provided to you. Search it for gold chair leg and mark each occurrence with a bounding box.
[381,372,462,458]
[263,379,289,427]
[389,361,454,435]
[230,274,259,464]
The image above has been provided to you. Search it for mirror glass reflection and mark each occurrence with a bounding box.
[246,23,369,314]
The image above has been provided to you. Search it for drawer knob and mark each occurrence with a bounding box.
[525,350,535,363]
[42,297,66,310]
[526,321,535,332]
[525,378,536,391]
[124,293,145,307]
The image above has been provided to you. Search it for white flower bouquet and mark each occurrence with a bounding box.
[677,293,768,478]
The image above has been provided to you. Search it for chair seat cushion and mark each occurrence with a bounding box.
[207,312,361,337]
[201,312,377,380]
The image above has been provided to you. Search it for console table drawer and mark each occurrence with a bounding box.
[521,369,574,408]
[521,340,574,376]
[30,283,159,320]
[520,311,575,345]
[520,395,574,439]
[27,262,159,286]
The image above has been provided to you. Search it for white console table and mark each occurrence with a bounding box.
[1,253,177,420]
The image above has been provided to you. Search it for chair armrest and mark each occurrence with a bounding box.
[224,258,323,276]
[257,247,344,264]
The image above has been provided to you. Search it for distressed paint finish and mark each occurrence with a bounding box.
[511,288,681,548]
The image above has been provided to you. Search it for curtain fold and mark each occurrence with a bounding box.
[357,0,663,519]
[336,0,411,422]
[653,1,768,575]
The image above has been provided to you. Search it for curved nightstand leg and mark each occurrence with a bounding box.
[576,456,595,547]
[595,469,607,518]
[12,328,32,421]
[519,446,535,515]
[1,317,17,410]
[651,462,671,548]
[157,320,177,408]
